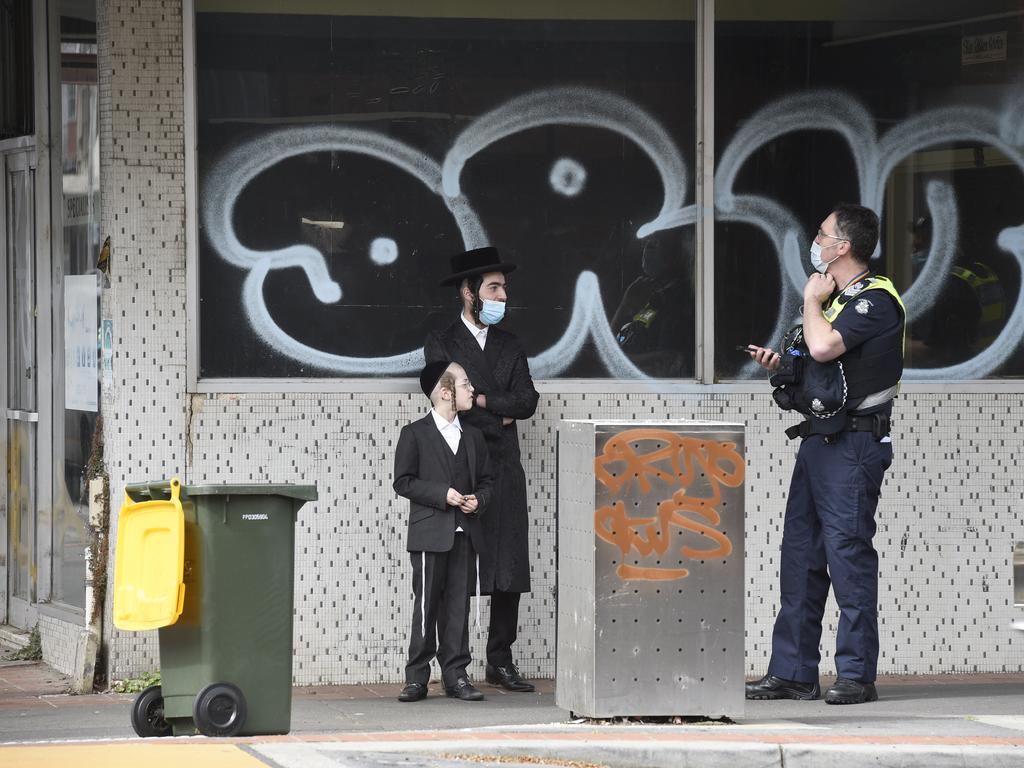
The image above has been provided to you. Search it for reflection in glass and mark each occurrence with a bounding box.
[610,228,695,378]
[5,148,37,624]
[53,29,100,610]
[7,160,35,410]
[905,210,1008,369]
[8,420,36,604]
[714,2,1023,379]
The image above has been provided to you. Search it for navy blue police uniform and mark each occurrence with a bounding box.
[767,275,904,689]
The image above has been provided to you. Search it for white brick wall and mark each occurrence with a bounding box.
[97,1,1024,684]
[39,613,86,681]
[102,385,1024,684]
[99,0,187,679]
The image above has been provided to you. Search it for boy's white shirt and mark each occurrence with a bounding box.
[430,408,462,454]
[430,408,463,532]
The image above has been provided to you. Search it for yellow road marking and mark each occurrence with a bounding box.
[0,742,270,768]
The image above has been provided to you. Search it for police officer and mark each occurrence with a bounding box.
[744,203,905,705]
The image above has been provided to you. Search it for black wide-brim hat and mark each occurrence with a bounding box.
[439,246,517,287]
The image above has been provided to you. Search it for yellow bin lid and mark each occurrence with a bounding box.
[113,477,186,631]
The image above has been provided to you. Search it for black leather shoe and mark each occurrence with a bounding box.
[444,677,484,701]
[485,664,536,692]
[397,682,427,702]
[745,674,820,700]
[824,678,878,705]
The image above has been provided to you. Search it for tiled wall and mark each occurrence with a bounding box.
[38,614,87,679]
[97,2,1024,684]
[102,386,1024,684]
[98,0,187,679]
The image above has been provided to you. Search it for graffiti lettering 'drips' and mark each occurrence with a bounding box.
[594,430,743,581]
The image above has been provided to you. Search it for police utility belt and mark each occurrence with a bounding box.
[783,413,890,441]
[769,324,895,441]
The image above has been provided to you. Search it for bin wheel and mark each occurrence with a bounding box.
[193,681,247,737]
[131,684,172,738]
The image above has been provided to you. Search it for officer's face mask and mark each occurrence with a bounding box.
[809,241,842,274]
[478,298,506,326]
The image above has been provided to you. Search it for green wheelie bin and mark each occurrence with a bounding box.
[115,478,317,738]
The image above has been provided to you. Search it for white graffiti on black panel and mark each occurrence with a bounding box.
[899,181,958,326]
[549,158,588,197]
[242,259,427,376]
[529,271,647,380]
[370,238,399,266]
[200,87,1024,379]
[202,125,485,374]
[710,89,1024,380]
[441,86,689,239]
[903,225,1024,381]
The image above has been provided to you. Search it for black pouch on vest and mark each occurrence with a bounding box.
[769,351,803,387]
[794,358,847,418]
[772,385,796,411]
[769,325,806,388]
[769,324,806,397]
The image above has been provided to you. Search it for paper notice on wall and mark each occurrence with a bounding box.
[101,318,114,390]
[64,274,99,412]
[962,32,1006,65]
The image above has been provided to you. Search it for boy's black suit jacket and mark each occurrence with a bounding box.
[393,413,493,554]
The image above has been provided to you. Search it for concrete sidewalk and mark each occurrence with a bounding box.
[2,660,1024,766]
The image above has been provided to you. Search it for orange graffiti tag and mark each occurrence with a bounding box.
[594,429,743,581]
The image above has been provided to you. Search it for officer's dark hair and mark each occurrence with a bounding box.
[832,203,879,266]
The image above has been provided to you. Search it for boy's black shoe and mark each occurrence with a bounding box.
[485,664,535,692]
[745,674,820,700]
[824,678,878,705]
[397,682,427,702]
[445,677,484,701]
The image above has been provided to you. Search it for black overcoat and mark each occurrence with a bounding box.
[424,320,539,593]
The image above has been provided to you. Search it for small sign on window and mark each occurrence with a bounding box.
[961,32,1006,65]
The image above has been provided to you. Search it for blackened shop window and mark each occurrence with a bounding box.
[195,5,697,379]
[714,2,1024,380]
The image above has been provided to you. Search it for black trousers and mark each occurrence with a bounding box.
[405,533,475,687]
[768,431,892,683]
[486,591,521,669]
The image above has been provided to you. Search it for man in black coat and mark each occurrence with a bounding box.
[394,361,494,702]
[425,246,540,693]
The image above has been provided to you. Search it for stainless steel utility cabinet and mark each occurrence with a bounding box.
[556,420,746,719]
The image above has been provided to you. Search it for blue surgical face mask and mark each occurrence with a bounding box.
[809,241,841,274]
[478,299,506,326]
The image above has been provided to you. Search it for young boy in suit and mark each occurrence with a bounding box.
[393,360,494,702]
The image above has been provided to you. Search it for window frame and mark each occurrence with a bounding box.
[183,0,1024,394]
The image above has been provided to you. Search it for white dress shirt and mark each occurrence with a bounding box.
[461,312,488,350]
[430,408,462,454]
[430,408,464,531]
